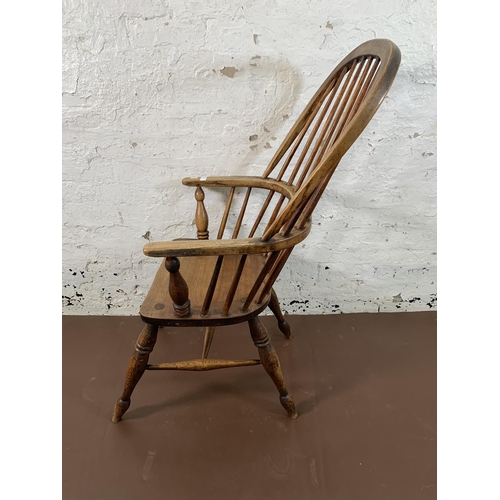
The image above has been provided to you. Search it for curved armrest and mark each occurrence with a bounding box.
[143,225,310,258]
[182,176,296,200]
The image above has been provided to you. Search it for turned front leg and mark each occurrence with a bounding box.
[112,324,159,423]
[248,316,298,419]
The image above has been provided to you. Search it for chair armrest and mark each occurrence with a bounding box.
[143,225,310,258]
[182,176,295,200]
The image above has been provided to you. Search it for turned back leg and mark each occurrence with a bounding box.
[248,316,298,419]
[202,326,216,359]
[268,288,292,339]
[112,323,158,423]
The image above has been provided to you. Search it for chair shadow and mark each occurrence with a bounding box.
[123,381,246,421]
[125,389,317,422]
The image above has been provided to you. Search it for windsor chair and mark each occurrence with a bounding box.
[112,39,401,423]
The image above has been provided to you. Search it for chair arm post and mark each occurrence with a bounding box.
[164,257,191,317]
[195,186,209,240]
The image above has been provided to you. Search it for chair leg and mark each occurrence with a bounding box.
[202,326,216,359]
[268,288,292,339]
[248,316,298,419]
[112,323,159,423]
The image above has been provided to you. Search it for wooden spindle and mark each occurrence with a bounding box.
[296,172,335,229]
[262,75,337,179]
[340,57,373,126]
[257,248,294,303]
[295,62,357,189]
[318,58,366,154]
[232,187,252,239]
[288,66,348,188]
[248,190,275,238]
[274,122,310,182]
[201,187,236,316]
[273,88,329,183]
[264,194,286,232]
[195,186,209,239]
[222,255,248,315]
[217,187,235,239]
[147,358,260,371]
[280,204,305,237]
[202,326,216,359]
[242,251,280,311]
[201,256,223,315]
[343,58,379,128]
[164,257,191,317]
[286,61,381,233]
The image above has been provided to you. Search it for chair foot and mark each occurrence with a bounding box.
[280,394,299,419]
[277,320,292,340]
[111,324,158,423]
[112,399,131,423]
[248,316,298,419]
[268,288,292,339]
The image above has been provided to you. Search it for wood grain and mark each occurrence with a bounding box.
[147,358,261,371]
[248,316,298,419]
[143,224,311,258]
[195,186,209,240]
[164,257,191,317]
[112,324,158,423]
[140,254,272,326]
[202,326,216,359]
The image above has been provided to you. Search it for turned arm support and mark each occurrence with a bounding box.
[182,176,297,243]
[194,186,209,240]
[164,257,191,317]
[143,224,311,258]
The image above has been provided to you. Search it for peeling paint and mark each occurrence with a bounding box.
[62,0,436,316]
[220,66,238,78]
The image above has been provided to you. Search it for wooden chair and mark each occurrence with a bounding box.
[112,39,401,423]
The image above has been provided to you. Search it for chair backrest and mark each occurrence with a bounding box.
[261,38,401,239]
[211,39,401,310]
[210,39,400,243]
[192,39,401,315]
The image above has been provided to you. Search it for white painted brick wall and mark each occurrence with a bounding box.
[62,0,437,315]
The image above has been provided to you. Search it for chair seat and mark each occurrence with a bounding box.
[140,254,271,327]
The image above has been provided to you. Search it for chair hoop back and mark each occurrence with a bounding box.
[260,39,401,240]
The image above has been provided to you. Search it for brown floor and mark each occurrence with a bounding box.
[63,312,436,500]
